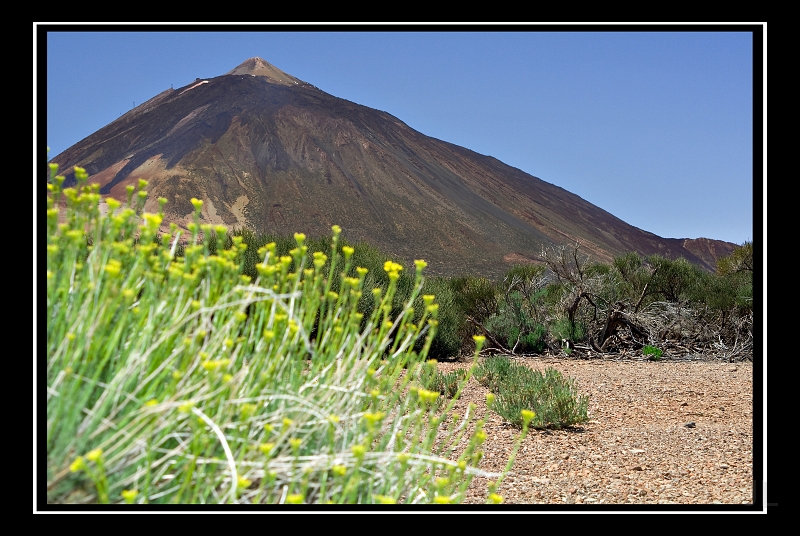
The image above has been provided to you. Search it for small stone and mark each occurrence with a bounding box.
[680,402,688,406]
[684,421,696,428]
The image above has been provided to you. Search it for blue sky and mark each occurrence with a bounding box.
[40,25,760,246]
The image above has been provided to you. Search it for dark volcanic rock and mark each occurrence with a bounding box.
[48,57,733,277]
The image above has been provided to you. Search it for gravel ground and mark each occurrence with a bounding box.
[435,355,758,509]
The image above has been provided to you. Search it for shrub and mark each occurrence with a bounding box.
[418,277,464,360]
[549,316,585,344]
[643,345,663,361]
[475,357,589,429]
[46,164,515,504]
[472,356,514,393]
[449,275,497,324]
[424,367,469,399]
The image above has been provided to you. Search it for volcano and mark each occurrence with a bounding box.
[48,57,735,276]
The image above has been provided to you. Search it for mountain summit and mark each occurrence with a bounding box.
[225,57,305,86]
[48,59,735,276]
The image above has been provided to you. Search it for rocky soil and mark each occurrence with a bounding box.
[435,356,758,508]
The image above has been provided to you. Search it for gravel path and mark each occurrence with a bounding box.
[435,356,758,507]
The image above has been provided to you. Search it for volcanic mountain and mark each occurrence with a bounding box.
[48,57,736,276]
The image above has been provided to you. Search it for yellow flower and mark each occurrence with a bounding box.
[178,401,194,413]
[488,493,504,504]
[417,388,440,405]
[332,465,347,476]
[121,489,139,503]
[86,448,103,462]
[104,259,122,277]
[190,198,203,211]
[433,495,452,504]
[351,444,367,458]
[520,409,536,424]
[331,225,342,235]
[363,411,386,426]
[374,495,396,504]
[259,443,275,455]
[342,245,354,257]
[237,476,252,489]
[69,456,85,472]
[383,260,403,274]
[143,213,162,229]
[286,494,304,504]
[240,403,258,419]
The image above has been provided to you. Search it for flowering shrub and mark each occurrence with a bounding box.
[45,163,521,505]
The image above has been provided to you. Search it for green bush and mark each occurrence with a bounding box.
[425,368,469,399]
[642,345,663,361]
[46,164,518,505]
[417,277,463,360]
[475,357,588,429]
[449,275,497,324]
[472,356,514,393]
[549,316,585,344]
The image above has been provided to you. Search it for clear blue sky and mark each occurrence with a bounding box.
[40,25,760,246]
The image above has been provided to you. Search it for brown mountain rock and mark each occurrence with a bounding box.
[48,58,735,277]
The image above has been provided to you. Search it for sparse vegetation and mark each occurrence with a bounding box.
[475,356,589,430]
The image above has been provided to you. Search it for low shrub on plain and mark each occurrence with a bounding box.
[475,356,589,429]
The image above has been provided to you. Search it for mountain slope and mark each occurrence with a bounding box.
[48,57,735,276]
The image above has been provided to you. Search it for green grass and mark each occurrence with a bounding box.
[45,164,526,505]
